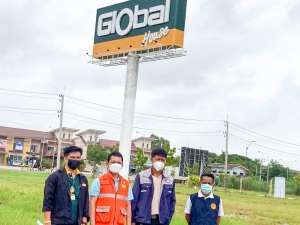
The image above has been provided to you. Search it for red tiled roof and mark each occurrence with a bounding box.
[0,126,56,141]
[44,150,64,158]
[99,139,137,150]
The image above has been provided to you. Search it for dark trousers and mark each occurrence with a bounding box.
[137,219,169,225]
[54,223,78,225]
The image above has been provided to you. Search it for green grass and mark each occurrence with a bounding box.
[0,170,300,225]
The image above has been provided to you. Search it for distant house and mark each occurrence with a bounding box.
[209,163,249,177]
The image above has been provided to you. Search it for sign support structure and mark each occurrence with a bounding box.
[89,0,187,178]
[118,54,140,178]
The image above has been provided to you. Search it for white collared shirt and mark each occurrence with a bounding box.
[184,191,224,216]
[151,175,162,215]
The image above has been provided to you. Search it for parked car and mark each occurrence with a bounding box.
[12,161,23,166]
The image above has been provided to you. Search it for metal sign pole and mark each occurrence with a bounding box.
[119,53,140,178]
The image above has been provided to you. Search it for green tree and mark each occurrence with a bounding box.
[295,174,300,195]
[134,148,148,173]
[261,160,286,180]
[164,141,179,167]
[109,144,119,153]
[150,134,169,149]
[87,144,109,176]
[189,175,200,187]
[208,152,218,164]
[186,162,199,176]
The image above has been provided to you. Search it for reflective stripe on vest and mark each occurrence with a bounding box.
[98,194,128,201]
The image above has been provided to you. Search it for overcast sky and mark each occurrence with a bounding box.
[1,0,300,170]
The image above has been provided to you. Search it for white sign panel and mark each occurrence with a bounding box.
[0,139,7,149]
[274,177,286,198]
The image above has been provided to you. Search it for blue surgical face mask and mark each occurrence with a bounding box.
[201,184,212,195]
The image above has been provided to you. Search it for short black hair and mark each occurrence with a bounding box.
[64,146,83,157]
[200,172,215,183]
[151,148,167,158]
[107,151,123,162]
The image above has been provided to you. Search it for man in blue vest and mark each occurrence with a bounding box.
[184,173,224,225]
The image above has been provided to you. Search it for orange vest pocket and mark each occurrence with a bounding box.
[117,208,127,224]
[96,206,111,223]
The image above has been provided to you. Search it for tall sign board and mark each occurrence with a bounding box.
[179,147,208,177]
[93,0,187,57]
[90,0,187,178]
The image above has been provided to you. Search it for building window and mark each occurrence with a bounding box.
[212,170,217,173]
[47,146,54,153]
[63,133,65,138]
[142,143,144,147]
[68,134,71,139]
[13,141,24,151]
[240,173,244,176]
[147,144,149,148]
[90,136,92,141]
[233,172,237,175]
[30,144,39,153]
[95,136,98,142]
[227,171,230,174]
[11,155,22,162]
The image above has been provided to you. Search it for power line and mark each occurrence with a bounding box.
[0,91,58,100]
[230,126,300,150]
[0,88,59,96]
[64,95,224,122]
[229,136,300,157]
[64,116,121,129]
[64,116,224,137]
[64,112,224,134]
[65,100,121,115]
[229,134,300,157]
[64,112,121,126]
[231,122,300,147]
[65,100,224,125]
[0,106,57,112]
[65,95,121,111]
[0,108,57,116]
[0,119,49,131]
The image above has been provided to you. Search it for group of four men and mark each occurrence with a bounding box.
[42,146,224,225]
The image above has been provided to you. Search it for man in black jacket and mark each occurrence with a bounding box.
[42,146,89,225]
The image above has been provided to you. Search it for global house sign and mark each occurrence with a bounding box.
[93,0,187,57]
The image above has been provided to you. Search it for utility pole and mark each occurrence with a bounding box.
[57,94,64,169]
[40,135,45,166]
[259,159,263,181]
[224,115,229,190]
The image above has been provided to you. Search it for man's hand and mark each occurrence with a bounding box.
[81,216,87,225]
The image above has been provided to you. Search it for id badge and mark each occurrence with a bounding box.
[71,194,75,201]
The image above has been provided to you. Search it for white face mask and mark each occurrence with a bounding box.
[109,163,122,174]
[153,161,165,171]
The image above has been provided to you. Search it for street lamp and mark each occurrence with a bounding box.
[246,141,256,158]
[280,159,297,180]
[258,151,269,183]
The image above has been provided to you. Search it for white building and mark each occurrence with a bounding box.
[210,163,249,177]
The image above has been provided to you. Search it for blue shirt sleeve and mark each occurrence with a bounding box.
[89,178,100,196]
[128,185,134,201]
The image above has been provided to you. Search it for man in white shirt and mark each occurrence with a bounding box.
[184,173,224,225]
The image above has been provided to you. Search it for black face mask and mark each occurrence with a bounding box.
[67,159,81,170]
